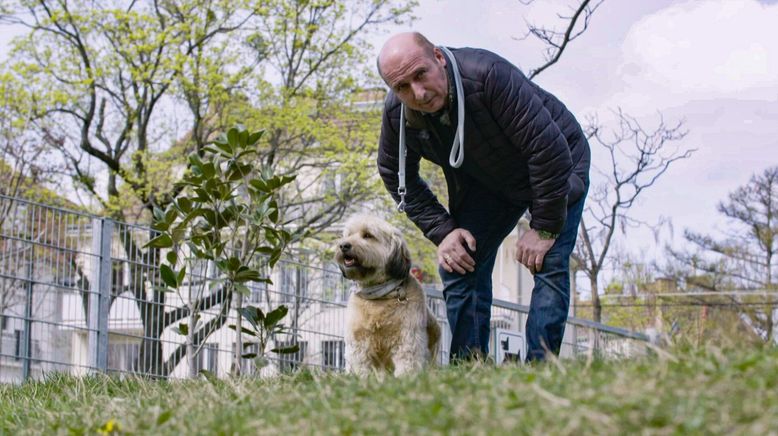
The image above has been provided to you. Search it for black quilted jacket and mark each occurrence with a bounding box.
[377,47,590,245]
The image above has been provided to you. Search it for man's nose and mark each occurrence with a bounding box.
[340,242,352,252]
[411,82,426,101]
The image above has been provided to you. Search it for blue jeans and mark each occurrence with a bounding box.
[439,183,587,362]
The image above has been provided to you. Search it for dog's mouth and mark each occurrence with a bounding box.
[342,254,359,268]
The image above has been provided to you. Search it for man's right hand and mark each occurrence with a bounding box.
[438,228,477,274]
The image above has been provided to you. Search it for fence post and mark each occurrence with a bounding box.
[21,239,34,381]
[88,218,112,373]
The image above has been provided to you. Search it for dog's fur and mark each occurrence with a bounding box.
[334,214,440,377]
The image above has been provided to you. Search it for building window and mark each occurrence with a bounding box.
[279,263,308,303]
[194,343,219,374]
[107,342,140,372]
[111,260,125,294]
[321,340,345,370]
[248,262,269,304]
[322,264,348,302]
[277,340,307,373]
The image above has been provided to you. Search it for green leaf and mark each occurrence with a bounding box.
[271,343,299,354]
[188,153,204,170]
[201,145,222,155]
[193,188,211,202]
[227,256,241,272]
[264,305,288,329]
[228,324,258,337]
[234,283,250,296]
[234,129,247,148]
[156,410,173,425]
[238,306,264,329]
[257,246,276,255]
[269,201,279,223]
[202,162,216,179]
[227,127,240,146]
[234,268,262,283]
[173,323,188,336]
[160,264,178,288]
[177,266,186,287]
[177,197,192,213]
[151,220,170,232]
[249,178,269,193]
[146,233,173,249]
[166,251,178,265]
[278,175,296,188]
[241,353,257,359]
[247,130,264,145]
[153,206,165,222]
[164,207,178,225]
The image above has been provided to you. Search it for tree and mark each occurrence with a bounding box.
[518,0,604,80]
[669,166,778,342]
[0,73,56,225]
[148,126,299,376]
[240,0,416,240]
[573,110,693,322]
[513,1,693,324]
[0,0,416,376]
[0,0,258,215]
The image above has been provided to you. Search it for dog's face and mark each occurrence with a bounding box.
[334,215,411,285]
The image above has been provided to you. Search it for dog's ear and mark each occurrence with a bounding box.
[387,231,411,280]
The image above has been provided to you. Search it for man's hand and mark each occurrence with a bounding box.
[438,228,476,274]
[515,229,556,274]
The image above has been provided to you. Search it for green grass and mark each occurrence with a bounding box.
[2,346,777,435]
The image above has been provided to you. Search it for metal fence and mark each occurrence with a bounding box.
[0,194,648,383]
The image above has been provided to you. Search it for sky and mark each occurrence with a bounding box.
[1,0,777,273]
[369,0,778,270]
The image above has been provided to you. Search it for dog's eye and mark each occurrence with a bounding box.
[363,232,374,239]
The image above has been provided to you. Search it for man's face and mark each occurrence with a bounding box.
[381,46,448,113]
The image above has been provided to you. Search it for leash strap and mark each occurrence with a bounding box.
[396,46,465,213]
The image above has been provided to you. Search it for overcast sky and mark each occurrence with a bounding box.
[370,0,778,268]
[1,0,776,272]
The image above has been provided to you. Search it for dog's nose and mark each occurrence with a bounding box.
[340,242,351,252]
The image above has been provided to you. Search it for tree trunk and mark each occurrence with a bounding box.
[188,306,197,378]
[233,289,243,376]
[590,276,602,323]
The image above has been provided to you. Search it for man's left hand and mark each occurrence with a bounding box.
[515,229,556,274]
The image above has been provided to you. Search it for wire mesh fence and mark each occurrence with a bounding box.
[1,194,649,383]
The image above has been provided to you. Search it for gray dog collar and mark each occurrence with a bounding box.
[355,278,407,300]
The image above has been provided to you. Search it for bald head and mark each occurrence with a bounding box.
[377,32,436,80]
[377,32,449,113]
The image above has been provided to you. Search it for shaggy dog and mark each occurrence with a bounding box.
[334,214,441,377]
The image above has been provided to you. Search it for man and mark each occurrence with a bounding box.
[376,32,590,362]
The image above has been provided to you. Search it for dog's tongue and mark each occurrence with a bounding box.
[344,257,356,267]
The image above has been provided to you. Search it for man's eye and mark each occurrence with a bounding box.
[416,70,426,79]
[395,83,408,92]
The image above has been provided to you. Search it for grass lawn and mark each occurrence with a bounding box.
[1,346,777,435]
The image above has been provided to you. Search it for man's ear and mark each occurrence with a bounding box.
[433,46,447,67]
[387,232,411,280]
